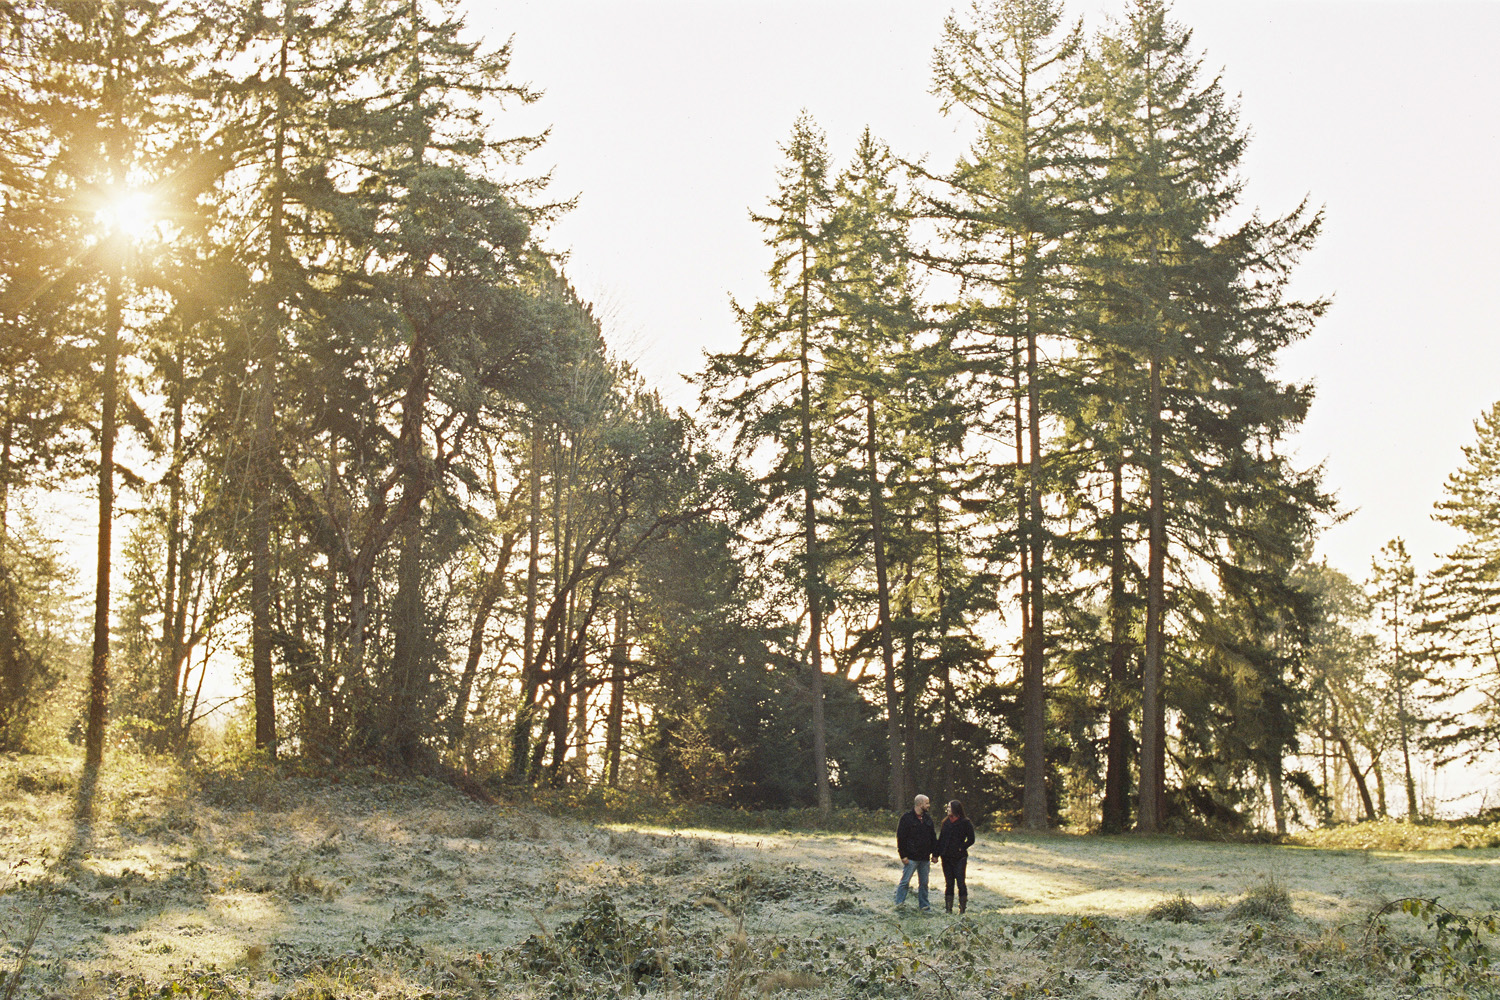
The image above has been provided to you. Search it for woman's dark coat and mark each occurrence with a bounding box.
[934,816,975,860]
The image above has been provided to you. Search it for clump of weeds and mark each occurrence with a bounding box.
[1148,891,1205,923]
[1230,874,1295,922]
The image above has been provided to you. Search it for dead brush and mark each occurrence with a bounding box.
[508,814,542,839]
[701,892,753,1000]
[390,892,449,921]
[1025,916,1137,972]
[1230,875,1295,922]
[519,892,663,984]
[1147,891,1204,923]
[607,828,653,857]
[425,813,494,839]
[0,900,47,1000]
[757,969,821,994]
[285,861,340,900]
[13,764,72,796]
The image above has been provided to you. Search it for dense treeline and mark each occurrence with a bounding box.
[1,0,1496,833]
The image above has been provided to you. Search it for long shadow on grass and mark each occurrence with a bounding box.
[966,832,1500,916]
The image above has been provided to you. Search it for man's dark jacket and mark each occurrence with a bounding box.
[896,808,936,860]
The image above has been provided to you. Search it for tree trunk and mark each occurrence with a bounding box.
[83,264,122,791]
[249,0,293,760]
[250,345,277,758]
[384,308,432,765]
[1327,698,1376,821]
[1372,758,1388,817]
[934,481,954,805]
[156,350,185,749]
[1268,758,1287,835]
[573,646,589,785]
[1138,355,1167,833]
[1394,608,1419,819]
[320,514,337,754]
[900,531,918,800]
[343,547,374,741]
[1102,460,1132,833]
[548,666,570,785]
[606,601,627,787]
[448,533,516,749]
[798,241,830,812]
[387,512,426,764]
[1334,732,1377,821]
[0,389,11,558]
[1021,306,1047,830]
[867,398,904,810]
[548,441,571,785]
[1320,693,1334,823]
[510,424,544,780]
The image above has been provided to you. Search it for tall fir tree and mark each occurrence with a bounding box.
[928,0,1086,830]
[1368,538,1432,818]
[1424,402,1500,761]
[821,128,932,809]
[701,113,836,810]
[1079,0,1327,830]
[9,0,214,789]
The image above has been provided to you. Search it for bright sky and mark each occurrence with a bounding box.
[480,0,1500,584]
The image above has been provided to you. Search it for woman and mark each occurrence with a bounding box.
[933,799,975,914]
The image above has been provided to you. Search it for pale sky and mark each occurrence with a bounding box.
[478,0,1499,585]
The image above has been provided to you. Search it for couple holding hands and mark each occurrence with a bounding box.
[894,794,974,914]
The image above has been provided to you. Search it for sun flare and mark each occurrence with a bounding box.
[96,188,161,241]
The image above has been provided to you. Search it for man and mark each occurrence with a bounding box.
[894,793,937,912]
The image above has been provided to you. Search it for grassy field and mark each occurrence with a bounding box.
[3,752,1499,999]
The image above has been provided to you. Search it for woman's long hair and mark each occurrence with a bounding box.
[947,800,966,822]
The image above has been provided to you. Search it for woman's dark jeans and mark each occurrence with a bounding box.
[941,855,967,902]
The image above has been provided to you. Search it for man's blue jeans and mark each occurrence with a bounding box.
[894,857,930,910]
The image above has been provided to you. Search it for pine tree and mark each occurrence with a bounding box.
[928,0,1086,830]
[1368,539,1425,818]
[1080,0,1328,831]
[701,113,836,810]
[820,128,932,809]
[8,0,214,790]
[1424,402,1500,760]
[209,0,553,765]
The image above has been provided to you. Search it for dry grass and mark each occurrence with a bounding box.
[1146,891,1205,923]
[3,750,1499,999]
[1293,816,1500,851]
[1228,874,1295,922]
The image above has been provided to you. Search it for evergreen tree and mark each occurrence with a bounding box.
[700,113,836,811]
[1080,0,1327,830]
[820,128,933,809]
[211,0,554,766]
[927,0,1086,831]
[1368,538,1439,818]
[1424,402,1500,760]
[9,0,214,788]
